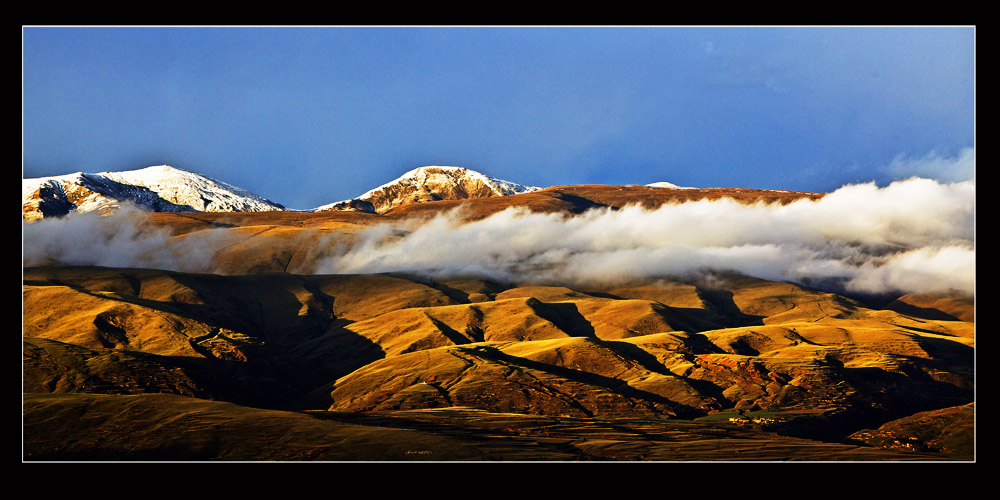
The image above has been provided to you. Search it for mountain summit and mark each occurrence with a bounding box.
[314,166,541,214]
[22,165,285,221]
[22,164,540,220]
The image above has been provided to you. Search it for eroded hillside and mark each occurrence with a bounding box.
[23,264,974,460]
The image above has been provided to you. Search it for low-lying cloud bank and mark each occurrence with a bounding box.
[22,204,226,273]
[318,177,975,296]
[23,176,975,297]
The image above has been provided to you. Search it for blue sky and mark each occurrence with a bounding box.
[22,26,975,210]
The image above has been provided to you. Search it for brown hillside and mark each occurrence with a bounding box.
[884,289,975,322]
[383,184,824,221]
[847,402,974,458]
[22,180,975,461]
[25,392,946,461]
[23,262,975,459]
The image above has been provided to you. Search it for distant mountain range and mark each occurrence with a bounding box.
[21,164,975,462]
[22,164,694,220]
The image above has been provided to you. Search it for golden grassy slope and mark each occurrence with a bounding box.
[22,262,975,459]
[22,185,975,460]
[24,266,973,418]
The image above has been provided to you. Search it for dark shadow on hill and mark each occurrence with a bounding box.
[41,273,304,344]
[44,271,338,354]
[838,290,903,310]
[774,354,976,442]
[429,279,510,304]
[430,283,473,303]
[167,273,334,345]
[903,334,976,380]
[658,304,734,333]
[548,191,611,214]
[600,340,672,375]
[26,330,379,411]
[393,273,512,304]
[455,344,705,419]
[26,270,385,410]
[886,303,962,322]
[425,316,476,345]
[526,299,597,338]
[23,337,310,410]
[726,337,761,356]
[694,287,765,327]
[603,339,732,410]
[80,173,199,212]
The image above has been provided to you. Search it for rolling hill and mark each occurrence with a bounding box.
[21,165,975,461]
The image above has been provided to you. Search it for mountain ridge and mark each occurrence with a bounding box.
[22,165,286,221]
[21,164,547,220]
[21,165,975,461]
[22,164,820,221]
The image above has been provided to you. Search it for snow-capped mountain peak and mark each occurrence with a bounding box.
[645,181,694,189]
[22,165,285,220]
[368,166,536,197]
[97,165,284,211]
[315,166,541,214]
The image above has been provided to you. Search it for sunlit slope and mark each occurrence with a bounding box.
[22,267,463,407]
[22,172,975,460]
[23,265,974,448]
[327,314,972,426]
[319,278,973,437]
[145,211,377,275]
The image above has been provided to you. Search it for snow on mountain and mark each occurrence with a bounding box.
[23,163,692,221]
[645,181,694,189]
[314,166,542,214]
[22,165,285,221]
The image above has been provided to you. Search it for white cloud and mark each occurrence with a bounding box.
[22,203,231,273]
[23,177,975,297]
[842,246,975,295]
[318,177,975,295]
[884,147,975,184]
